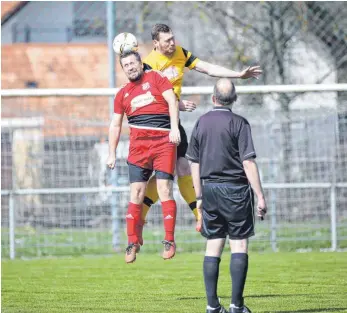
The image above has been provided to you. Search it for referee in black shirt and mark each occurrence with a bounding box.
[186,78,267,313]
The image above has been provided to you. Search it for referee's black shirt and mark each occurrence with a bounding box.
[186,106,256,185]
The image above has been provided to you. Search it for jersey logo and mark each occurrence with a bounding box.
[162,66,179,80]
[130,91,155,112]
[142,82,150,90]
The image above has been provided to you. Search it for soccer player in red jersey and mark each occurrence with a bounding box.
[106,50,180,263]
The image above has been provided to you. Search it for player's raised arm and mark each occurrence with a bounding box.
[193,60,262,79]
[106,112,124,169]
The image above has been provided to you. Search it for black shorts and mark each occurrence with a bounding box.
[177,122,188,158]
[127,162,174,183]
[201,182,255,240]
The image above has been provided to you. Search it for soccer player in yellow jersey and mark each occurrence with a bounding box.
[137,24,262,246]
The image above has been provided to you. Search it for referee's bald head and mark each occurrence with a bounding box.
[213,78,237,106]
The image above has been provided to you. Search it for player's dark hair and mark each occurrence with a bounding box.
[151,24,172,41]
[119,50,142,67]
[213,80,237,106]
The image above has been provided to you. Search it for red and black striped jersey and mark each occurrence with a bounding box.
[114,71,173,131]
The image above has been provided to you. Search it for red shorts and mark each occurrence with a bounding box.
[128,127,176,176]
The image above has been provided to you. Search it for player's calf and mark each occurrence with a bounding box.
[160,199,177,259]
[136,219,145,246]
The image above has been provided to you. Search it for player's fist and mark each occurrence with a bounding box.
[179,99,197,112]
[169,127,181,145]
[106,154,116,169]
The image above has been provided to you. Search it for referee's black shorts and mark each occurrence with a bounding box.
[177,121,188,158]
[201,182,255,240]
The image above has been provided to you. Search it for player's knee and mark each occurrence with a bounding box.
[156,181,173,201]
[130,185,146,204]
[176,157,191,177]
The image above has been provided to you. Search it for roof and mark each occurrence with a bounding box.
[2,43,121,88]
[1,43,152,88]
[1,1,28,25]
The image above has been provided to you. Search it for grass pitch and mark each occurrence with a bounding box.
[2,252,347,313]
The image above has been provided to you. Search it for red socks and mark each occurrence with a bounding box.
[136,219,145,246]
[126,202,141,244]
[127,200,176,244]
[162,200,177,242]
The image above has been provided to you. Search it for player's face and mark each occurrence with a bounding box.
[155,32,176,56]
[121,55,143,82]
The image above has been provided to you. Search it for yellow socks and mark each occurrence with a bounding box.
[142,175,199,222]
[177,175,198,220]
[141,175,159,221]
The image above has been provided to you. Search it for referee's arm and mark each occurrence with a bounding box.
[243,158,264,200]
[186,122,202,199]
[189,162,201,200]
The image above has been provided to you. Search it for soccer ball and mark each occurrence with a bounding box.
[113,32,138,55]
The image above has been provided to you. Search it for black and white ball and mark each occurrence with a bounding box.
[113,32,138,55]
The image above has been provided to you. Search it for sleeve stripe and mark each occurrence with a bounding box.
[244,151,255,158]
[185,153,199,163]
[143,63,152,71]
[182,47,188,58]
[185,54,197,68]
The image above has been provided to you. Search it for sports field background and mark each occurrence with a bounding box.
[2,252,347,313]
[2,223,347,258]
[2,2,347,312]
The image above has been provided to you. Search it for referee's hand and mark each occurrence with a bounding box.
[257,196,267,221]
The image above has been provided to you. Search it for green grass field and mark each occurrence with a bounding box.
[2,252,347,313]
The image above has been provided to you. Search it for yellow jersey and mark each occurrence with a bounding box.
[143,45,199,99]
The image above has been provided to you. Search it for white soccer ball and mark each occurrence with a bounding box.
[113,32,138,55]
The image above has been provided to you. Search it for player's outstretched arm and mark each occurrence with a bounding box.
[193,60,262,79]
[106,113,124,169]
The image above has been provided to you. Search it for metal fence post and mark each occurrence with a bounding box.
[270,130,277,252]
[330,184,337,251]
[9,193,16,259]
[107,1,120,250]
[270,189,277,252]
[330,110,338,252]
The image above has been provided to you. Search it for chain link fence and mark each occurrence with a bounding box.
[1,2,347,258]
[1,89,347,258]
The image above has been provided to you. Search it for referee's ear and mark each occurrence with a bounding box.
[212,95,216,105]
